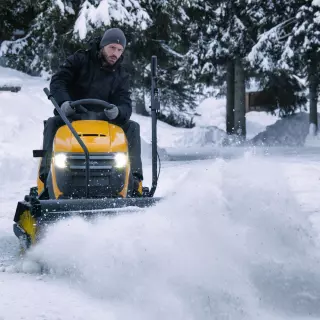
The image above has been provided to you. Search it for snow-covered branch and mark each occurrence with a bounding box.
[247,17,296,69]
[74,0,151,40]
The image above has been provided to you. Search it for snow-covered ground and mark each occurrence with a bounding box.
[1,67,320,319]
[1,155,320,320]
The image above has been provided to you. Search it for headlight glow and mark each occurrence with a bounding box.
[114,153,127,168]
[54,153,67,168]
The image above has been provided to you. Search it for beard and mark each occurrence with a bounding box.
[100,50,118,66]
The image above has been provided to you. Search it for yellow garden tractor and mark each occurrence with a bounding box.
[13,56,162,252]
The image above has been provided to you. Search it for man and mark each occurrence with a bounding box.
[40,28,143,196]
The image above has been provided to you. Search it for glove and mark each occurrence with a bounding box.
[104,104,119,120]
[61,101,75,116]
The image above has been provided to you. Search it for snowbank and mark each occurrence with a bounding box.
[194,97,319,148]
[172,126,227,147]
[132,111,226,149]
[245,111,280,139]
[249,112,320,147]
[194,96,280,140]
[0,83,54,184]
[0,66,40,87]
[305,133,320,147]
[194,97,226,130]
[304,119,320,147]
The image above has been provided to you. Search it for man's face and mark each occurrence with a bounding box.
[101,43,124,65]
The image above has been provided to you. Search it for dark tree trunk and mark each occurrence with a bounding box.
[308,56,318,135]
[134,88,149,116]
[234,57,246,139]
[226,59,235,134]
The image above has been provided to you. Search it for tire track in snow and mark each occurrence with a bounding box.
[220,153,320,319]
[282,161,320,244]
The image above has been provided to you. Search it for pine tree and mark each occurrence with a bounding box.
[180,0,262,137]
[180,0,311,136]
[248,1,318,123]
[280,0,320,134]
[178,0,224,90]
[0,0,77,75]
[125,0,198,125]
[0,0,36,43]
[0,0,150,76]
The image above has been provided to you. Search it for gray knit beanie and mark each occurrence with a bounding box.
[100,28,126,49]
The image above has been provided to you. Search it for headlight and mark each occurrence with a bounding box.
[54,153,67,168]
[114,153,127,168]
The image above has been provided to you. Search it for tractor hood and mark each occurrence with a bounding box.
[53,120,128,153]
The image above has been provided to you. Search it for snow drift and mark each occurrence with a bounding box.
[0,66,33,87]
[194,96,279,142]
[249,112,320,146]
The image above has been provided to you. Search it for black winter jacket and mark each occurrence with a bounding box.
[50,39,132,125]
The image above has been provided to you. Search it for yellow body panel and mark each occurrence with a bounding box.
[119,162,130,198]
[137,180,143,194]
[54,120,127,153]
[46,120,130,199]
[18,210,37,244]
[37,160,45,195]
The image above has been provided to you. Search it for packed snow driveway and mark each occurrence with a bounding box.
[1,153,320,320]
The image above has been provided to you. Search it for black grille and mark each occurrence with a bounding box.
[67,153,116,172]
[54,153,127,198]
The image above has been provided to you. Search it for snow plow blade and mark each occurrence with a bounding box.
[14,196,162,224]
[13,196,162,251]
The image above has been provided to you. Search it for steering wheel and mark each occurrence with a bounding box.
[69,99,116,113]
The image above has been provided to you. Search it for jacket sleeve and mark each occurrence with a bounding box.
[109,73,133,125]
[49,51,85,106]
